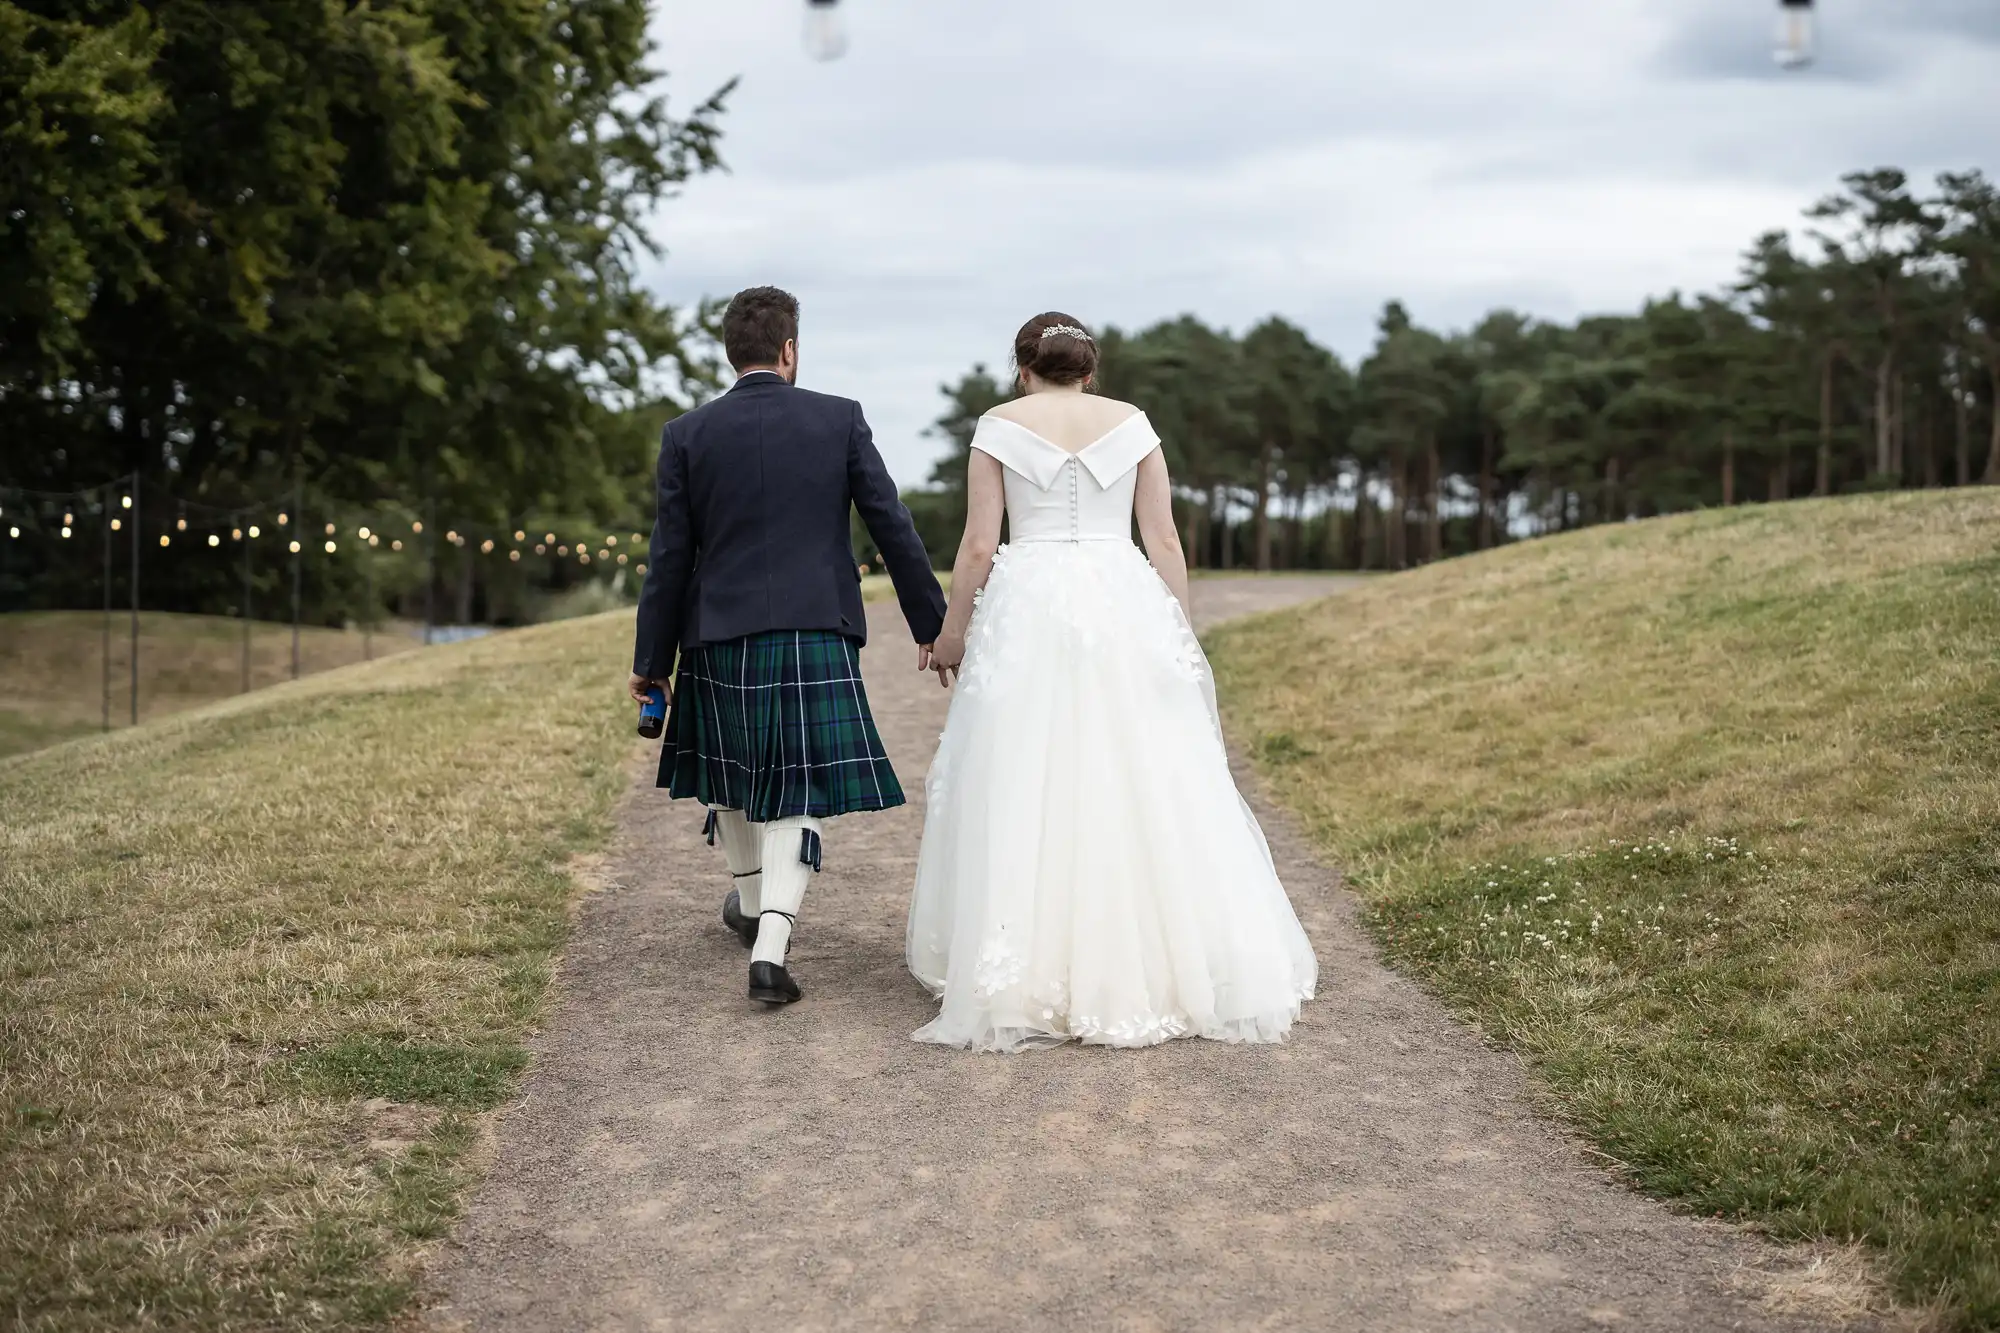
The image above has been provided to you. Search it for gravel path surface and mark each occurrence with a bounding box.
[428,575,1875,1333]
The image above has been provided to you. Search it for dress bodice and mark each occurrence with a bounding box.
[968,413,1162,545]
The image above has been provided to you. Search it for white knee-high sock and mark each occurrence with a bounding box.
[711,808,763,915]
[750,815,823,967]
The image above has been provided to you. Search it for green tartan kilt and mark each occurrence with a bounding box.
[660,629,905,821]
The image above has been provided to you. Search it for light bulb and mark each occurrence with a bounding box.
[1775,0,1814,68]
[111,519,121,531]
[392,539,403,551]
[617,553,628,566]
[558,545,568,556]
[509,549,521,562]
[61,526,72,538]
[121,495,131,509]
[481,539,494,553]
[544,532,555,543]
[232,528,242,540]
[248,524,260,538]
[160,535,171,547]
[637,563,647,576]
[208,534,220,547]
[278,512,288,525]
[607,535,618,546]
[176,517,186,531]
[412,520,423,534]
[289,540,301,553]
[803,0,847,61]
[514,530,525,542]
[358,526,370,539]
[325,540,337,553]
[580,552,591,565]
[535,543,546,555]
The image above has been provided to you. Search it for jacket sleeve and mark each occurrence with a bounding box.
[633,420,694,677]
[847,402,947,644]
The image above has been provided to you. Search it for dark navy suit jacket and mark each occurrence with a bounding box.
[632,372,947,678]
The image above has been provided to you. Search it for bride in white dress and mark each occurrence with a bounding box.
[907,312,1318,1052]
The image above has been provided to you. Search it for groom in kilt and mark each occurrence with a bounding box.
[629,287,947,1006]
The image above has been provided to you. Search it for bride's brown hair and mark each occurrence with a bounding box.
[1013,312,1098,389]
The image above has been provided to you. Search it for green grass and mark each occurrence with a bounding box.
[0,611,634,1329]
[1209,489,2000,1328]
[0,611,421,758]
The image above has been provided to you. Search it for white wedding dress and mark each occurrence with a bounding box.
[906,411,1318,1051]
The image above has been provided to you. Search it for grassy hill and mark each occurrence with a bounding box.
[0,612,421,758]
[0,611,633,1329]
[1209,488,2000,1326]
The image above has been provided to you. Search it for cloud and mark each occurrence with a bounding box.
[640,0,1998,486]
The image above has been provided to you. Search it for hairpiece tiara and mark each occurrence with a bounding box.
[1040,323,1093,342]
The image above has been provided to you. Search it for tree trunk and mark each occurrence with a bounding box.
[1954,379,1970,487]
[1890,373,1906,482]
[1920,401,1938,488]
[1477,426,1496,549]
[1181,490,1202,569]
[1356,474,1375,571]
[1389,455,1409,569]
[1987,358,2000,484]
[455,549,475,623]
[1722,427,1736,505]
[1425,435,1443,561]
[1253,446,1275,571]
[1774,444,1790,501]
[1604,454,1621,520]
[1874,350,1894,477]
[1816,353,1834,497]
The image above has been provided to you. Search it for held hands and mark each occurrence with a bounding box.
[628,672,672,707]
[921,632,965,688]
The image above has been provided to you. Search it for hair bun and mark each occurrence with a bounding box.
[1014,311,1098,387]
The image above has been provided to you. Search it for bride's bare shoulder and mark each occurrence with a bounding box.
[984,397,1143,427]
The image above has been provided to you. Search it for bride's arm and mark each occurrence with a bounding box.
[1134,449,1192,621]
[929,448,1006,684]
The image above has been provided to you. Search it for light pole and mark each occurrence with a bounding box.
[1776,0,1815,69]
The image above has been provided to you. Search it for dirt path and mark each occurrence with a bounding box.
[429,576,1872,1333]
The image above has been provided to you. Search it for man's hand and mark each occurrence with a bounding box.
[917,643,935,673]
[628,672,671,707]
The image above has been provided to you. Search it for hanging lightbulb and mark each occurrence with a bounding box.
[803,0,848,61]
[412,520,423,534]
[508,549,521,563]
[358,526,370,540]
[1775,0,1815,68]
[208,534,221,547]
[176,517,187,531]
[121,495,131,509]
[232,527,242,540]
[513,529,525,542]
[278,511,289,525]
[111,519,121,531]
[325,540,337,553]
[248,524,260,538]
[324,522,335,536]
[392,539,403,551]
[289,539,301,553]
[160,534,171,547]
[61,526,72,538]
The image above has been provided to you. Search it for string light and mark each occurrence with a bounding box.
[607,535,618,546]
[480,538,494,553]
[617,553,628,565]
[121,496,131,509]
[175,517,186,531]
[248,524,260,538]
[597,548,608,561]
[368,534,379,547]
[631,533,642,545]
[392,539,403,551]
[324,540,337,553]
[557,544,568,556]
[64,511,73,524]
[324,522,335,536]
[278,512,288,525]
[358,525,370,539]
[513,529,525,542]
[110,518,121,531]
[208,534,220,547]
[579,552,591,565]
[445,529,458,544]
[508,549,521,562]
[6,527,16,539]
[637,563,647,575]
[289,539,301,553]
[544,532,555,544]
[159,535,171,547]
[61,526,72,538]
[412,520,423,534]
[535,543,547,555]
[231,527,242,540]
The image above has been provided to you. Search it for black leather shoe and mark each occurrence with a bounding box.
[748,961,801,1005]
[722,891,758,949]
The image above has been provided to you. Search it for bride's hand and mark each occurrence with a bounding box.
[930,631,966,688]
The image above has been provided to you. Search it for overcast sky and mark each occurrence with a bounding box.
[639,0,1999,485]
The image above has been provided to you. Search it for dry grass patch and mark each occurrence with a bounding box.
[0,611,421,757]
[1208,490,1999,1329]
[0,610,634,1329]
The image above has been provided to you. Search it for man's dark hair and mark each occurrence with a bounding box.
[722,286,800,370]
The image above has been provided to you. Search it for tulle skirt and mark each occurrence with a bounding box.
[906,539,1318,1052]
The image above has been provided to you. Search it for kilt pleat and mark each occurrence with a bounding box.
[660,630,904,820]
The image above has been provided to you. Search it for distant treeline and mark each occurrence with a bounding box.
[901,168,2000,572]
[1,1,726,619]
